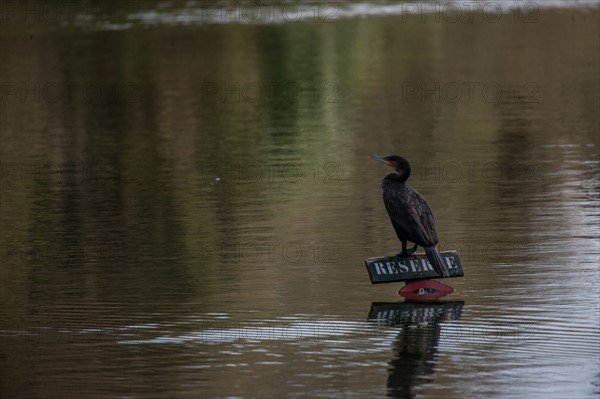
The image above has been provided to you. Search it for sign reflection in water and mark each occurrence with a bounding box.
[368,301,464,397]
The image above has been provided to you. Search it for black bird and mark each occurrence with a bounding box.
[371,154,450,277]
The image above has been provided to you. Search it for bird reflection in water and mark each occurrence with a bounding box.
[368,301,464,398]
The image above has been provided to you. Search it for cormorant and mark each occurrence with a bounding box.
[371,154,450,277]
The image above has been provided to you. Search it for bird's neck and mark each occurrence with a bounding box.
[394,168,410,182]
[384,171,409,183]
[394,163,410,182]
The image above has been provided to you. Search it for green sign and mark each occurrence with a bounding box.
[365,251,464,283]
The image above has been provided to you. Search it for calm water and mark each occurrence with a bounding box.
[1,1,599,398]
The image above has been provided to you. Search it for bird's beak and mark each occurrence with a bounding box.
[370,154,391,166]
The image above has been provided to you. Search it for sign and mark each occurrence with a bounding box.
[365,251,463,284]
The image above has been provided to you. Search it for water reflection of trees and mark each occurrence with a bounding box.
[1,5,597,318]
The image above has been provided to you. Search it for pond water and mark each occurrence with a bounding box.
[1,1,599,398]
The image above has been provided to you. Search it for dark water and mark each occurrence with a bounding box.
[1,1,599,398]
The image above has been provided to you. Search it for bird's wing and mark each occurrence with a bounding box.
[383,197,410,233]
[384,201,410,240]
[383,186,438,246]
[410,197,438,245]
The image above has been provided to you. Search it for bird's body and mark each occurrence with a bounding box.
[371,155,450,277]
[381,175,438,246]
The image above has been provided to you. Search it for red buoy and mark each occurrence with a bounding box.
[399,280,454,300]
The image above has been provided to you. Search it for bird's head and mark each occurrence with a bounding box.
[370,154,411,181]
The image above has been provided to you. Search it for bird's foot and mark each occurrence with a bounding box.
[397,245,417,257]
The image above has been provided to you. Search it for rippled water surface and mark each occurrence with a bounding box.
[1,1,599,398]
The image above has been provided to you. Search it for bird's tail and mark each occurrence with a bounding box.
[425,246,450,277]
